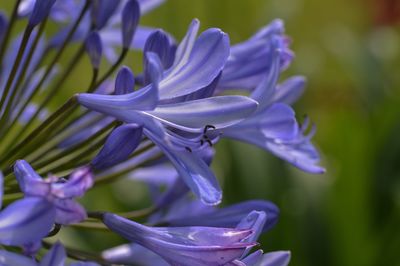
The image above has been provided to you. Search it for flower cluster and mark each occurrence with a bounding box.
[0,0,324,265]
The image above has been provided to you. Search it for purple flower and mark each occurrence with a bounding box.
[218,19,293,91]
[222,48,325,174]
[102,212,257,265]
[77,49,258,204]
[92,123,143,170]
[0,197,55,246]
[14,160,94,224]
[28,0,57,28]
[121,0,141,48]
[85,31,103,69]
[0,171,55,246]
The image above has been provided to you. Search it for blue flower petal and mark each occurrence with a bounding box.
[39,242,66,266]
[92,124,143,170]
[259,251,291,266]
[148,95,258,133]
[0,197,55,246]
[0,250,37,266]
[158,27,230,101]
[272,76,306,105]
[145,128,222,205]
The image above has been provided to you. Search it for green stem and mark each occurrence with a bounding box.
[32,121,116,170]
[0,19,47,135]
[0,0,22,67]
[94,147,162,186]
[0,97,78,170]
[0,0,91,143]
[42,241,110,265]
[93,48,128,89]
[0,25,34,126]
[12,45,85,143]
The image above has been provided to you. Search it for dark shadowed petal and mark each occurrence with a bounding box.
[259,251,291,266]
[145,129,222,205]
[158,27,230,101]
[92,124,143,170]
[53,199,86,225]
[0,197,55,246]
[40,242,66,266]
[143,30,174,83]
[0,12,7,43]
[148,96,258,133]
[272,76,306,105]
[121,0,140,48]
[14,160,50,197]
[92,0,120,29]
[28,0,56,27]
[115,66,135,95]
[85,31,103,69]
[0,250,37,266]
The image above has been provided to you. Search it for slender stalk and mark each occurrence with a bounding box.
[27,110,100,163]
[32,121,116,170]
[11,45,85,142]
[0,25,34,125]
[36,130,111,175]
[93,48,128,89]
[0,20,48,134]
[0,0,91,141]
[0,0,22,66]
[87,68,99,93]
[94,148,162,186]
[42,241,111,265]
[0,97,78,169]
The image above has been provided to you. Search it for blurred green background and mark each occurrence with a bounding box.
[4,0,400,265]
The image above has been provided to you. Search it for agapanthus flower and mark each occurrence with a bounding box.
[0,0,324,264]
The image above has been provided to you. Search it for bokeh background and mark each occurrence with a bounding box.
[3,0,400,265]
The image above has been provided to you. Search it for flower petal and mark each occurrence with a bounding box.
[0,250,37,266]
[145,129,222,205]
[53,199,87,225]
[92,124,143,170]
[272,76,306,105]
[14,160,49,198]
[148,96,258,132]
[259,251,291,266]
[159,27,230,101]
[40,242,66,266]
[0,197,55,246]
[51,167,94,198]
[260,103,298,141]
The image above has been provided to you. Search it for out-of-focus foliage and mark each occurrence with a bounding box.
[4,0,399,265]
